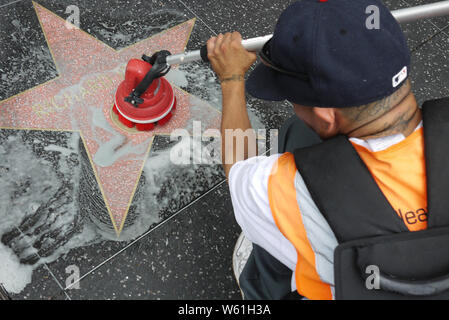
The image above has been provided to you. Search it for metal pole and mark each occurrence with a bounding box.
[393,0,449,23]
[166,0,449,66]
[166,35,273,65]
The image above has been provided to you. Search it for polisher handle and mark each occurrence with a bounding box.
[166,35,273,66]
[198,34,273,63]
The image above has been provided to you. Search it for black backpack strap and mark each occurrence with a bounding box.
[293,135,408,243]
[422,97,449,228]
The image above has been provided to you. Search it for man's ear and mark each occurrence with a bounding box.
[312,107,339,137]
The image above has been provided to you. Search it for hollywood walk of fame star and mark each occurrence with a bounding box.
[0,2,221,236]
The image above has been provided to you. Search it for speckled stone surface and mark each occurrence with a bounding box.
[9,264,68,300]
[403,0,449,31]
[175,0,295,39]
[1,0,448,300]
[66,183,242,300]
[0,0,57,100]
[35,0,193,50]
[410,31,449,106]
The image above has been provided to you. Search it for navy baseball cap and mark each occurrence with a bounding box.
[246,0,411,108]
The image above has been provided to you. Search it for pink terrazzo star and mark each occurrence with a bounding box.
[0,2,221,235]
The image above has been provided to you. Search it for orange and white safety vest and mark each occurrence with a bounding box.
[268,126,427,300]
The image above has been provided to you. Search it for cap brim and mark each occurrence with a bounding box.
[246,63,319,106]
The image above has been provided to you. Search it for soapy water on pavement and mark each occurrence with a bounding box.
[0,129,222,294]
[0,57,266,295]
[0,131,89,294]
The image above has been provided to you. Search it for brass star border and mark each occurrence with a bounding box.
[0,2,221,236]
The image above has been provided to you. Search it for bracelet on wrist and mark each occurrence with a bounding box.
[220,74,245,84]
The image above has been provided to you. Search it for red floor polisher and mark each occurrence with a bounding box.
[112,34,274,132]
[113,51,176,131]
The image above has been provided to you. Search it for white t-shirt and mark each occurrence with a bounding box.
[228,122,423,291]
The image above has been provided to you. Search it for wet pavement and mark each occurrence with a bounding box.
[0,0,448,299]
